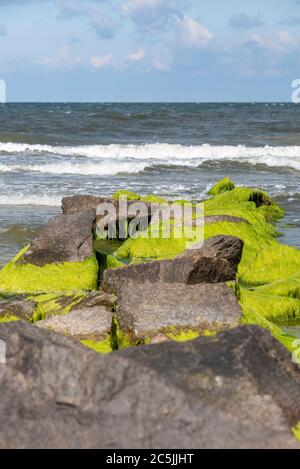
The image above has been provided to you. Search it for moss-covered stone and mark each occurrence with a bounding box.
[111,179,300,353]
[208,177,235,196]
[0,246,99,295]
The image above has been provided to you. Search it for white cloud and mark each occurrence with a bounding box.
[90,54,114,69]
[38,46,82,69]
[179,16,214,48]
[124,48,145,62]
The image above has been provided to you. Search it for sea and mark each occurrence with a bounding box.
[0,102,300,270]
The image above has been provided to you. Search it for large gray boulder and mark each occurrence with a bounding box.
[18,210,96,267]
[117,281,242,343]
[103,235,243,295]
[0,322,298,449]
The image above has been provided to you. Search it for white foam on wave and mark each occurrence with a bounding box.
[1,142,300,171]
[0,194,61,206]
[0,161,147,176]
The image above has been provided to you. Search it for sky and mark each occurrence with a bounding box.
[0,0,300,101]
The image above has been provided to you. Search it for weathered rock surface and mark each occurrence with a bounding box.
[62,195,113,215]
[0,322,298,449]
[182,235,244,271]
[36,305,113,340]
[19,210,96,267]
[117,281,242,343]
[123,325,300,439]
[73,290,117,311]
[103,235,243,295]
[0,299,36,321]
[36,290,116,340]
[205,215,249,225]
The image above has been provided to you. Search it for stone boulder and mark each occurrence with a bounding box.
[0,322,298,449]
[19,210,96,267]
[0,298,36,321]
[36,305,113,341]
[182,235,244,271]
[36,290,116,341]
[103,235,243,295]
[117,281,242,343]
[62,195,113,215]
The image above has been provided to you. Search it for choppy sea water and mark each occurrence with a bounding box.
[0,102,300,267]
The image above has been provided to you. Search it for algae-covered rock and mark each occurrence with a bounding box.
[0,298,36,322]
[208,177,235,196]
[116,281,242,344]
[31,290,116,322]
[0,210,98,295]
[103,235,243,295]
[0,321,298,449]
[19,210,96,266]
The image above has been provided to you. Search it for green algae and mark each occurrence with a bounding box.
[292,423,300,442]
[208,177,235,196]
[112,180,300,353]
[81,315,132,354]
[0,246,99,295]
[81,336,113,355]
[106,255,125,269]
[112,190,141,201]
[112,190,168,204]
[29,292,86,322]
[166,329,200,342]
[116,234,186,261]
[0,315,19,323]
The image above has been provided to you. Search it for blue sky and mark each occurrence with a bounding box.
[0,0,300,101]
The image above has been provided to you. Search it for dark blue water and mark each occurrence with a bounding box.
[0,102,299,265]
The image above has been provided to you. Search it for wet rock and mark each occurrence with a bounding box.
[0,322,298,449]
[19,210,96,267]
[103,235,243,295]
[117,281,242,343]
[0,299,36,321]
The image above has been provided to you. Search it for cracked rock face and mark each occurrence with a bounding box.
[116,281,242,343]
[18,210,96,266]
[0,322,298,449]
